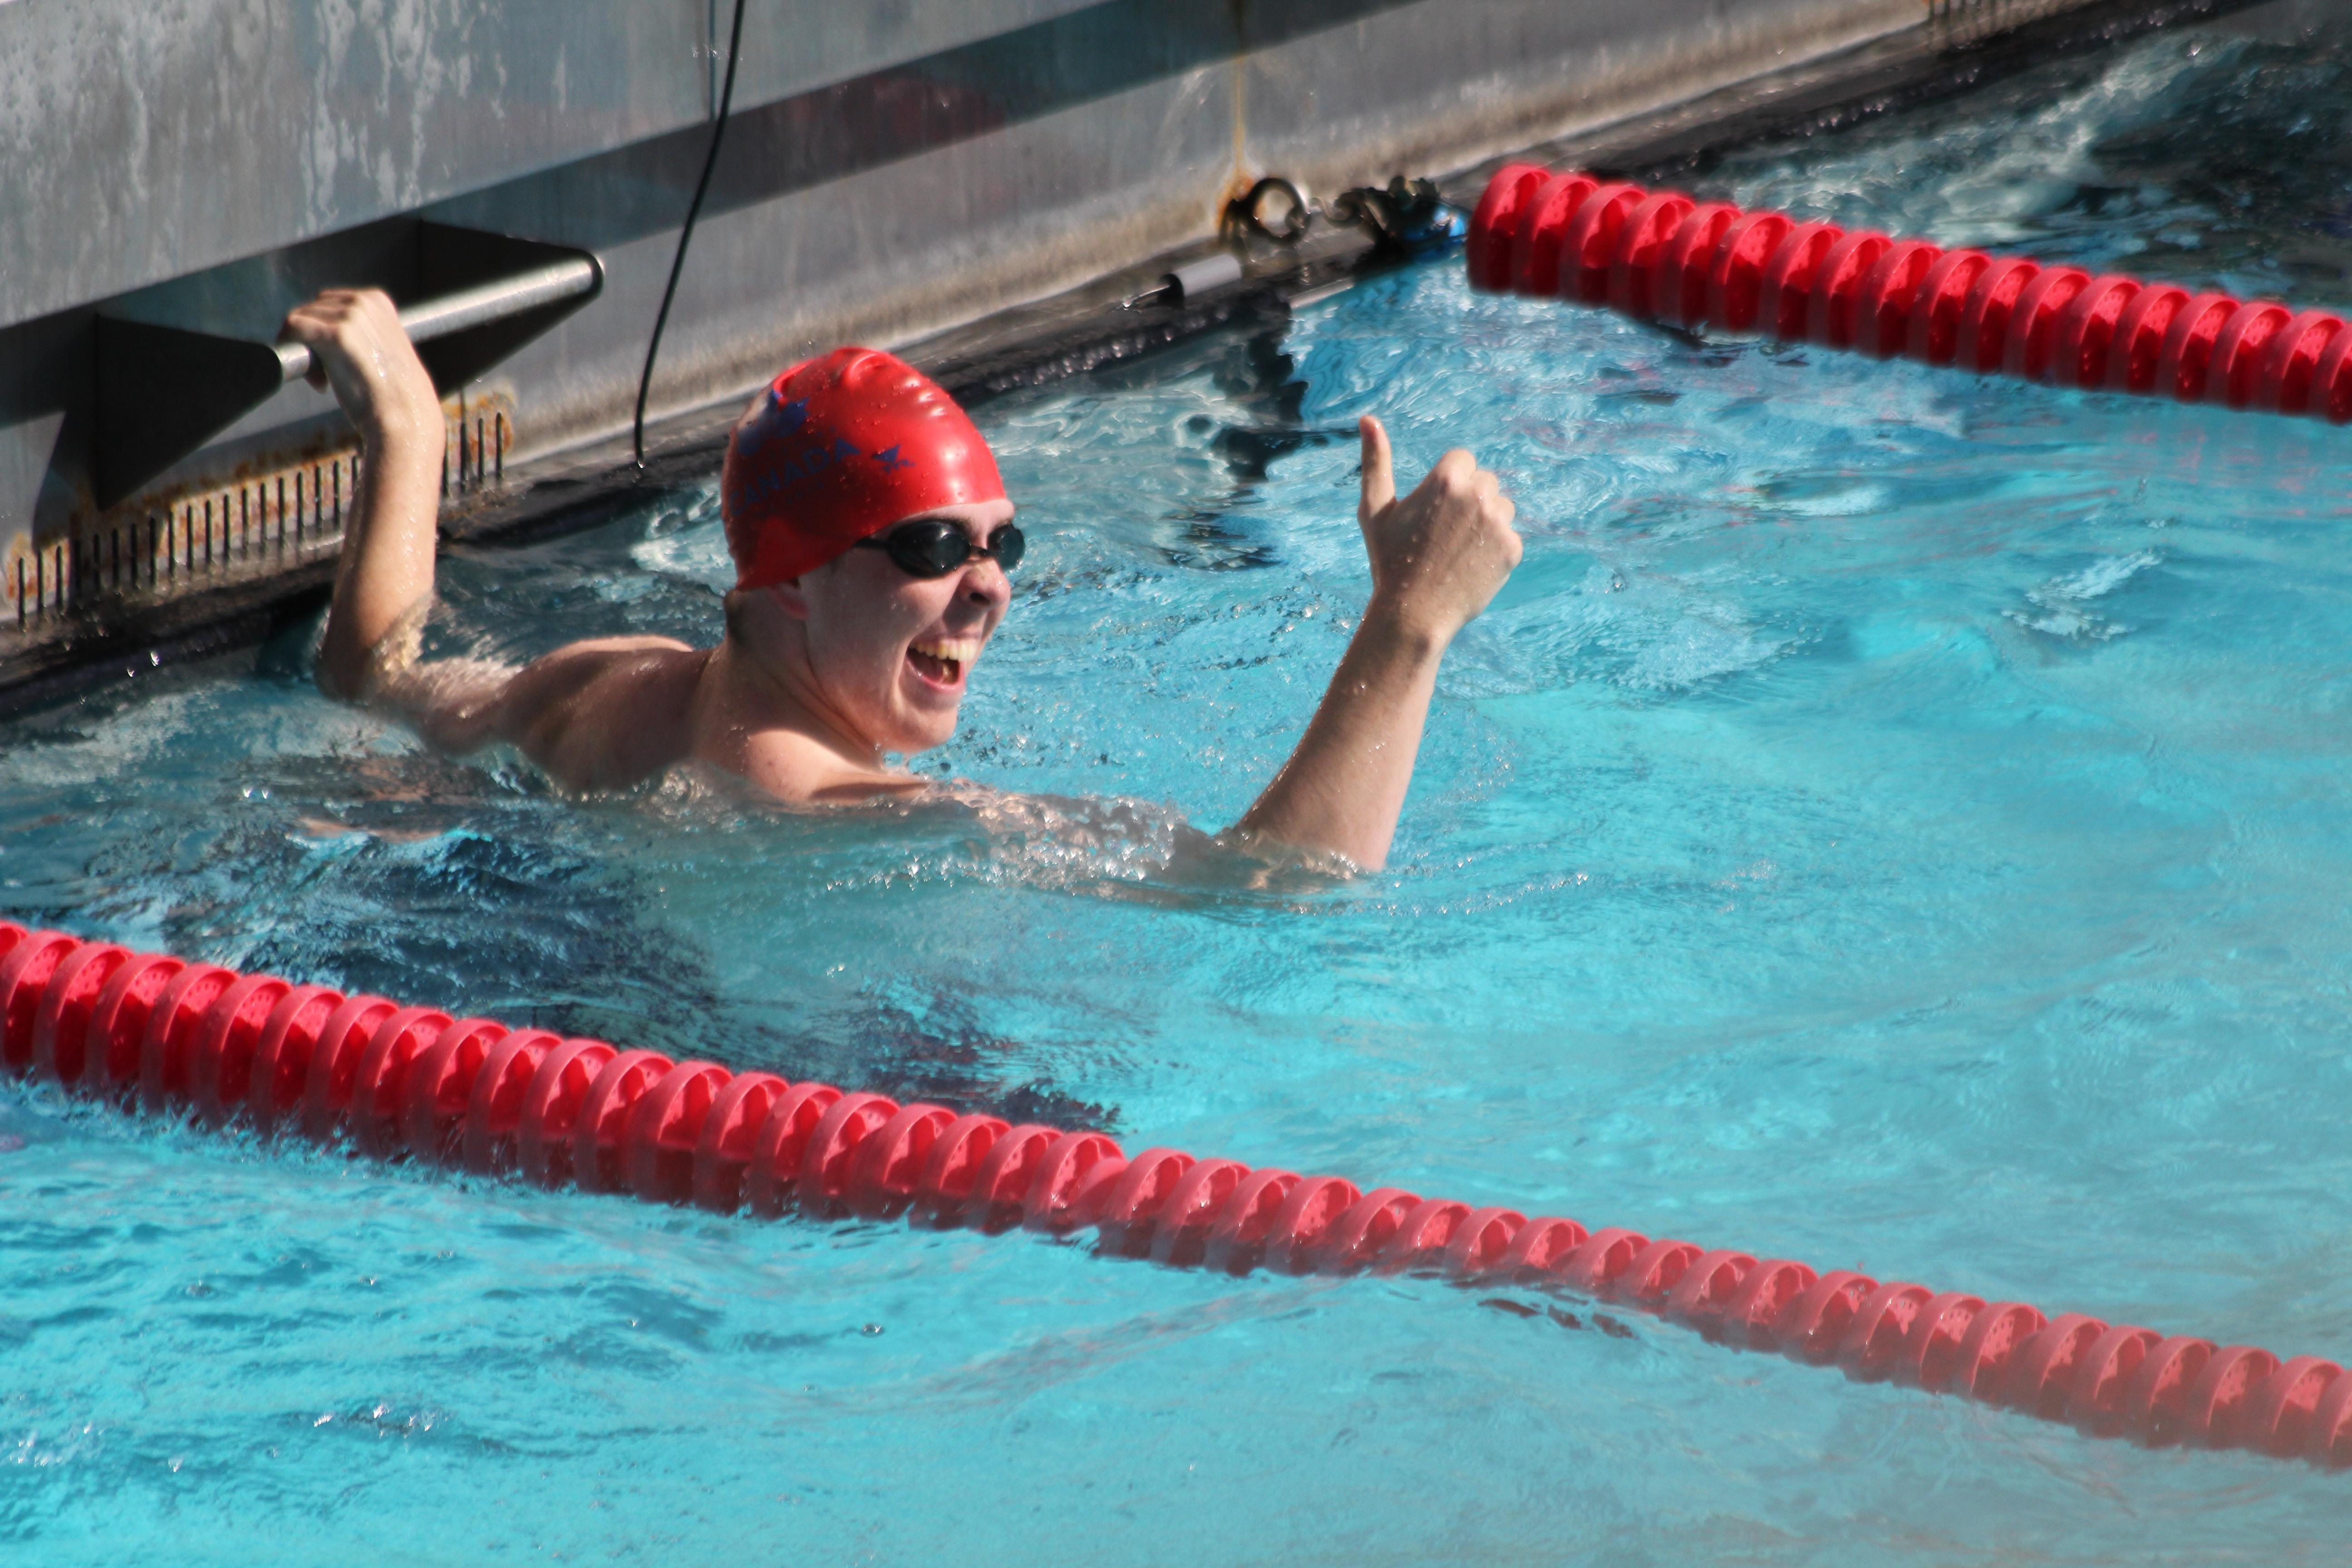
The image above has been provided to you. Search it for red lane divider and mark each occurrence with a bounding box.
[1465,162,2352,421]
[1,921,2342,1468]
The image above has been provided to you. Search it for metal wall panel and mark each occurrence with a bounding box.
[1235,0,1920,197]
[0,0,1110,328]
[427,0,1920,451]
[0,0,1924,626]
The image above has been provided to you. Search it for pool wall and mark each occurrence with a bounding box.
[0,1,1957,608]
[0,0,2268,711]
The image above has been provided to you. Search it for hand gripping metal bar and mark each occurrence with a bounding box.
[270,257,602,385]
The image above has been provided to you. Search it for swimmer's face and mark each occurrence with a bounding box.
[783,498,1016,755]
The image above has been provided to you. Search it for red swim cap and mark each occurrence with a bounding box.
[720,347,1006,589]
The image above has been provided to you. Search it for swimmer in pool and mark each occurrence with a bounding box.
[286,287,1520,871]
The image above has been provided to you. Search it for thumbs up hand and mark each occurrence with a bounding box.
[1354,415,1522,646]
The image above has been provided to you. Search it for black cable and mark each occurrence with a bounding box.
[634,0,751,470]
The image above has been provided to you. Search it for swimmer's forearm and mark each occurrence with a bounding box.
[286,290,446,701]
[318,415,444,699]
[1230,600,1445,872]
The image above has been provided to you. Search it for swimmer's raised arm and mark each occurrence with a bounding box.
[284,289,704,782]
[279,289,449,701]
[1226,416,1519,871]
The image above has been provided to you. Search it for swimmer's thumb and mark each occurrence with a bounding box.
[1358,415,1395,524]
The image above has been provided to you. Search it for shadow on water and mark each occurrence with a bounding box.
[1094,322,1362,572]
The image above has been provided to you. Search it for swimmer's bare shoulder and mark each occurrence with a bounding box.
[369,633,704,790]
[386,630,926,802]
[487,635,706,792]
[491,635,924,803]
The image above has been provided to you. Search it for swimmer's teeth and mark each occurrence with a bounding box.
[910,637,981,678]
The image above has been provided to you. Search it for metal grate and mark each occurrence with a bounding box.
[5,394,512,637]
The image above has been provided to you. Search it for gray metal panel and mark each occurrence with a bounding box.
[0,0,1929,590]
[10,0,2239,696]
[725,0,1126,119]
[431,0,1921,456]
[1235,0,1921,198]
[0,0,1109,328]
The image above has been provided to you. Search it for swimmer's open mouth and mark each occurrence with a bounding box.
[908,637,980,688]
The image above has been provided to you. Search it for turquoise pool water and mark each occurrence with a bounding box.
[6,13,2352,1563]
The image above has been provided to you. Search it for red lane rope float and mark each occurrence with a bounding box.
[1465,162,2352,423]
[2,923,2344,1469]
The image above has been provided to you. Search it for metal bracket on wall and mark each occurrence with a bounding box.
[91,224,602,510]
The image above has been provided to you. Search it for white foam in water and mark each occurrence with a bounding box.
[628,484,732,587]
[2010,549,2163,639]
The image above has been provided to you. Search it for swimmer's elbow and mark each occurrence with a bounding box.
[314,647,387,707]
[1210,823,1371,880]
[412,702,500,756]
[365,659,525,755]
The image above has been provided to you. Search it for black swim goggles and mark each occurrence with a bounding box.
[854,519,1025,579]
